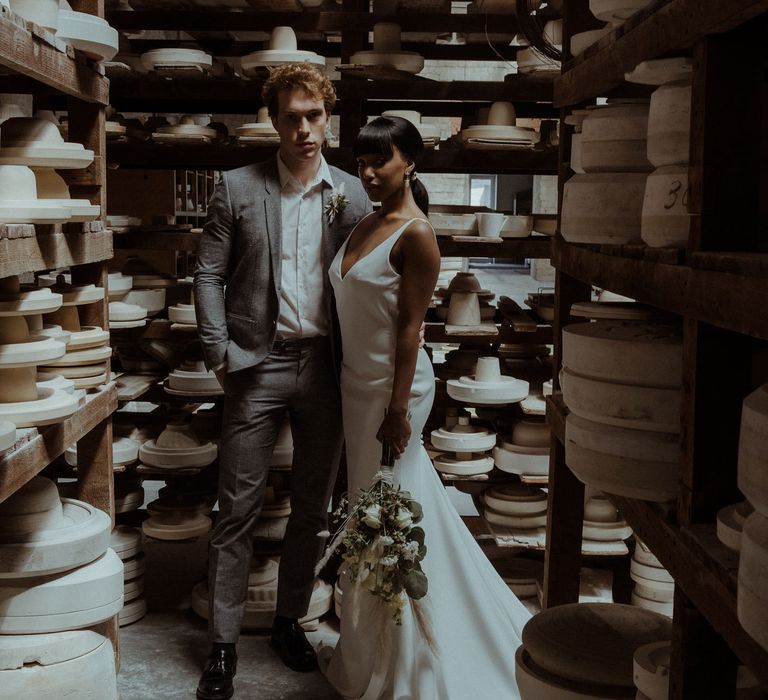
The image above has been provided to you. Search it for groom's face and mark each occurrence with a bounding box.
[272,88,330,164]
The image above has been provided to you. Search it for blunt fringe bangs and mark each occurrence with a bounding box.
[353,116,424,162]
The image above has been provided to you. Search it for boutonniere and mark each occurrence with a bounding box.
[325,182,349,224]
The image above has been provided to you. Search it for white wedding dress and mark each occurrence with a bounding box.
[322,217,531,700]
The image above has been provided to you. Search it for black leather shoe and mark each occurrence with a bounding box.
[270,616,317,672]
[196,646,237,700]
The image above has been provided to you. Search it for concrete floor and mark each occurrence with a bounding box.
[118,265,547,700]
[118,535,343,700]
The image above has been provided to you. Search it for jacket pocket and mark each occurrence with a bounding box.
[225,311,255,323]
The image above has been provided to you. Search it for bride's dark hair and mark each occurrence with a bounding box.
[353,116,430,215]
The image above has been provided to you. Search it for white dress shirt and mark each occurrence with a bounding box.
[275,154,334,339]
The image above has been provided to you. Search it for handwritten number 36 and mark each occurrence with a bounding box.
[664,180,689,210]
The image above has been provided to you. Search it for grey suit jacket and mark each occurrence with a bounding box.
[194,156,372,374]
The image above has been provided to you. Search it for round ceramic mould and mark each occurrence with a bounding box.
[0,549,124,634]
[429,423,497,453]
[447,375,530,405]
[433,453,494,476]
[0,497,111,578]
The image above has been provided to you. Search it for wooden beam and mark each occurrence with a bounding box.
[0,7,108,104]
[670,588,738,700]
[679,320,752,524]
[74,414,114,521]
[545,393,567,445]
[105,10,521,33]
[688,16,767,255]
[542,436,584,607]
[67,100,106,207]
[554,0,768,106]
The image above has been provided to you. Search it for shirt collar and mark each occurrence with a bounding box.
[276,153,334,193]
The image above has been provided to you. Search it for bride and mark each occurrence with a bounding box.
[321,115,531,699]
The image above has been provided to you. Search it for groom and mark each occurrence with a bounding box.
[194,64,371,700]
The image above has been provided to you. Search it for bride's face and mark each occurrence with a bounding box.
[356,146,413,203]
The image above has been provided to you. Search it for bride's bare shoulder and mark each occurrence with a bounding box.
[401,217,436,242]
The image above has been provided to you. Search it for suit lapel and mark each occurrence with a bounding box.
[263,160,282,288]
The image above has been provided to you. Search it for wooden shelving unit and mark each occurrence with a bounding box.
[0,4,109,103]
[0,0,118,663]
[545,2,768,697]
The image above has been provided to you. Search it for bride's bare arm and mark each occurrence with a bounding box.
[376,219,440,456]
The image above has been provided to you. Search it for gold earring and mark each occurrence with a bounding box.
[404,172,411,188]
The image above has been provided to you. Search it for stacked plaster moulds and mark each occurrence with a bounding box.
[561,99,652,244]
[38,277,111,390]
[168,288,197,327]
[0,276,79,427]
[493,416,550,479]
[625,58,693,248]
[447,356,529,406]
[482,484,548,531]
[631,539,674,617]
[107,272,148,330]
[582,494,632,544]
[563,314,683,503]
[737,383,768,652]
[431,414,496,477]
[0,116,96,226]
[165,359,223,397]
[460,101,538,150]
[110,526,147,627]
[139,422,217,540]
[0,477,120,698]
[515,603,671,700]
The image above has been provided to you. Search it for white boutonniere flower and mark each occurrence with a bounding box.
[325,182,349,224]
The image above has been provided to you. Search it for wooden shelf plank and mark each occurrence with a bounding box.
[106,10,521,33]
[609,496,768,688]
[425,322,553,345]
[113,229,200,252]
[0,229,112,279]
[555,0,768,107]
[109,77,553,115]
[0,383,118,502]
[107,142,559,174]
[553,241,768,341]
[0,6,109,104]
[437,236,552,259]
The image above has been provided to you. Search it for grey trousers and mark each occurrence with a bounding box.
[208,336,343,643]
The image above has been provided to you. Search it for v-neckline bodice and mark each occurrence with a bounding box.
[339,216,420,281]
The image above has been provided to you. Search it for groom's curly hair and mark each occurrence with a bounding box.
[261,64,337,118]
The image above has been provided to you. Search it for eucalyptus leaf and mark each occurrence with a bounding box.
[404,569,428,599]
[407,500,424,521]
